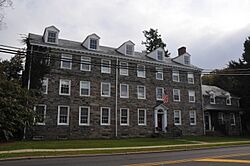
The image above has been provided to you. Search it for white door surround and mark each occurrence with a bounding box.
[154,104,168,132]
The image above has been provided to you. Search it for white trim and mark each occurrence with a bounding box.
[59,79,71,96]
[157,50,164,61]
[80,81,90,96]
[34,104,46,125]
[101,59,111,74]
[137,65,146,78]
[189,110,196,125]
[230,113,236,126]
[188,90,195,103]
[57,105,70,125]
[119,62,128,76]
[120,84,129,98]
[156,87,164,101]
[60,54,72,69]
[42,78,48,94]
[174,110,181,125]
[120,108,129,126]
[100,107,111,125]
[125,44,134,55]
[137,85,146,99]
[101,82,111,97]
[138,109,146,126]
[80,56,91,71]
[173,89,180,102]
[156,67,163,80]
[187,73,194,84]
[226,94,232,105]
[89,38,98,50]
[79,106,90,126]
[172,70,180,82]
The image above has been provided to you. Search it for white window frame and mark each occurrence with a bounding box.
[172,70,179,82]
[120,108,129,126]
[79,106,90,126]
[210,92,215,104]
[125,44,133,55]
[138,109,146,126]
[226,95,232,105]
[101,59,111,74]
[119,62,128,76]
[156,87,164,101]
[89,38,98,50]
[80,81,90,96]
[230,113,236,126]
[173,89,180,102]
[188,90,195,103]
[156,67,163,80]
[218,112,224,124]
[101,82,111,97]
[42,78,48,94]
[100,107,111,125]
[157,50,163,61]
[189,110,196,125]
[120,84,129,98]
[187,73,194,84]
[34,104,46,125]
[137,65,146,78]
[137,85,146,99]
[80,56,91,71]
[47,31,57,43]
[59,79,71,96]
[57,105,70,125]
[174,110,182,125]
[184,55,190,65]
[60,54,72,69]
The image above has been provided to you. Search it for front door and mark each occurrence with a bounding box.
[157,114,163,131]
[204,112,211,130]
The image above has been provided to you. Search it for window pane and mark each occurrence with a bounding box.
[80,81,90,96]
[157,51,163,60]
[59,107,68,124]
[90,39,97,49]
[121,109,128,125]
[120,84,128,97]
[102,83,110,96]
[81,57,91,71]
[126,45,133,55]
[61,54,72,69]
[36,105,45,124]
[80,107,89,124]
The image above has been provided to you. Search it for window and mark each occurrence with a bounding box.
[189,110,196,125]
[79,106,90,126]
[172,70,179,82]
[138,109,146,125]
[80,81,90,96]
[120,84,129,98]
[187,73,194,84]
[156,87,164,100]
[101,59,111,73]
[101,107,110,125]
[218,112,224,124]
[184,56,190,65]
[90,38,97,50]
[59,79,71,95]
[188,90,195,103]
[126,45,133,55]
[137,85,146,99]
[230,113,236,126]
[120,108,129,125]
[157,51,163,61]
[210,92,215,104]
[156,67,163,80]
[226,94,231,105]
[101,82,111,97]
[47,31,57,43]
[61,54,72,69]
[137,65,145,78]
[80,56,91,71]
[120,62,128,76]
[42,78,48,94]
[34,105,46,125]
[58,105,69,125]
[173,89,180,101]
[174,110,181,125]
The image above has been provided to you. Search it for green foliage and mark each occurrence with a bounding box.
[142,28,170,57]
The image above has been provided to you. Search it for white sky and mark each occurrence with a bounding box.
[0,0,250,69]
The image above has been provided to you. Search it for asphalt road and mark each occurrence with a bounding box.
[1,146,250,166]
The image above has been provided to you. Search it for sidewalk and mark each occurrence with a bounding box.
[1,140,250,155]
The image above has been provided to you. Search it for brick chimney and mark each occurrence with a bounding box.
[178,46,186,56]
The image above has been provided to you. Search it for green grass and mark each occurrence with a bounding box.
[182,136,250,142]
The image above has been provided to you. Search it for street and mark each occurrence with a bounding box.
[1,146,250,166]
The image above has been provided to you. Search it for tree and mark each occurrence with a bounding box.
[0,0,13,29]
[142,28,170,57]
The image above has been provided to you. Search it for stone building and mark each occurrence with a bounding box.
[202,85,243,136]
[24,26,204,139]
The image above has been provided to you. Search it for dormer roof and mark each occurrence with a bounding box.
[82,33,100,50]
[146,47,165,61]
[116,40,135,55]
[43,25,60,44]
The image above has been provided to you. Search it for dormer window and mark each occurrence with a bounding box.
[210,92,215,104]
[157,51,163,61]
[47,31,57,43]
[226,94,231,105]
[126,45,133,55]
[90,38,97,50]
[184,56,190,65]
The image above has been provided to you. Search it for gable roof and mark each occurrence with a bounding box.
[202,85,239,98]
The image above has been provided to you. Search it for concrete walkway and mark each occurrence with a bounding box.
[1,141,250,154]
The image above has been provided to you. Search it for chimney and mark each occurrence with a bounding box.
[178,46,186,56]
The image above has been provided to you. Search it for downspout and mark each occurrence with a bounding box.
[115,57,118,137]
[200,72,206,135]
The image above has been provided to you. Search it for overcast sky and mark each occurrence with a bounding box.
[0,0,250,69]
